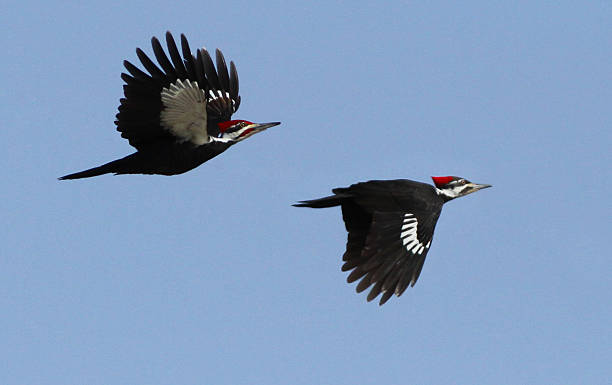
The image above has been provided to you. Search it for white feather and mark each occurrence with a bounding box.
[400,213,427,254]
[160,79,209,145]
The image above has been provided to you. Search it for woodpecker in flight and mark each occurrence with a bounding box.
[294,176,491,305]
[59,32,280,180]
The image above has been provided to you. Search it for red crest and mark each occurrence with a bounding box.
[431,176,455,187]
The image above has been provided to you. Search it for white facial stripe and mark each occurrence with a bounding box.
[400,213,430,255]
[436,184,469,199]
[160,79,209,145]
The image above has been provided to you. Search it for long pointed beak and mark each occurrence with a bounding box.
[471,183,492,191]
[247,121,281,133]
[458,182,491,198]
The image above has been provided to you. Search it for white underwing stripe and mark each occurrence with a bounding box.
[400,213,429,255]
[160,79,209,145]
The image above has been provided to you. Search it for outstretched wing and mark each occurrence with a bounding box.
[335,180,443,305]
[116,32,241,150]
[342,209,441,305]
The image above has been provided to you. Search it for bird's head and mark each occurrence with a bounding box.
[217,120,281,142]
[431,176,491,201]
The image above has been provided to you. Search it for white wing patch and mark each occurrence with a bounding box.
[400,213,429,255]
[160,79,209,145]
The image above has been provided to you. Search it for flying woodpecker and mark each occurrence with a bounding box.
[294,176,491,305]
[59,32,280,180]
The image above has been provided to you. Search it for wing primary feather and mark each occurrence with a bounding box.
[366,281,384,302]
[355,271,374,293]
[410,255,427,286]
[120,72,138,86]
[166,32,187,79]
[229,61,239,101]
[395,264,417,297]
[371,249,403,283]
[151,36,176,80]
[180,34,197,80]
[341,257,368,272]
[378,290,394,305]
[195,49,208,91]
[201,48,221,90]
[216,49,230,91]
[136,48,165,79]
[346,267,367,283]
[123,60,151,81]
[381,263,403,293]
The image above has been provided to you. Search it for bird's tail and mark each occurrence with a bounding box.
[58,155,136,180]
[293,194,347,208]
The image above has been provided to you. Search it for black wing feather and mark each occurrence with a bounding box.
[201,48,221,90]
[195,49,208,90]
[151,37,177,80]
[216,49,230,92]
[229,61,239,101]
[165,32,188,79]
[123,60,151,81]
[136,48,165,79]
[180,34,197,80]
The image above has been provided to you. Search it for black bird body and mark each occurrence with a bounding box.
[60,32,279,180]
[295,176,491,305]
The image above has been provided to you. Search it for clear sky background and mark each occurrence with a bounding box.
[2,1,611,384]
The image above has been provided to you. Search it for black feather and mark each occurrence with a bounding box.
[165,32,187,79]
[366,280,384,302]
[151,36,176,80]
[216,49,230,92]
[378,290,394,305]
[136,48,165,79]
[123,60,150,81]
[195,49,207,90]
[201,48,221,90]
[230,61,239,101]
[180,34,196,80]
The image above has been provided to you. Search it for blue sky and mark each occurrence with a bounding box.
[2,1,611,384]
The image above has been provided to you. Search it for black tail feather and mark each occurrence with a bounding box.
[293,194,350,208]
[58,155,136,180]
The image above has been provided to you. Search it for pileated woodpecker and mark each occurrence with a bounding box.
[294,176,491,305]
[59,32,280,180]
